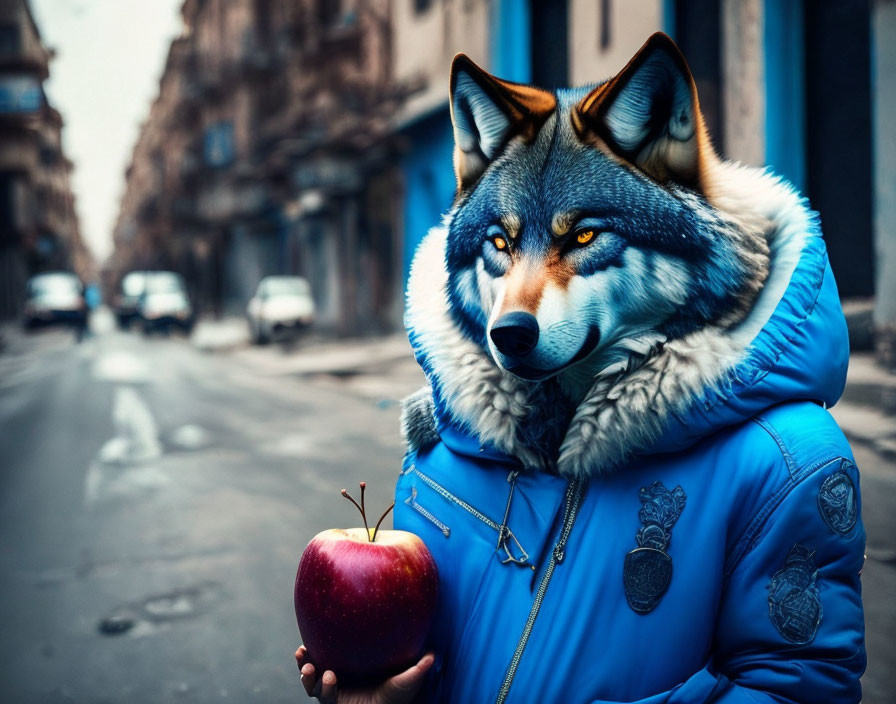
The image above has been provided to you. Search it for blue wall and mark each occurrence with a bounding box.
[401,0,536,283]
[400,108,457,282]
[662,0,677,38]
[490,0,532,83]
[764,0,806,191]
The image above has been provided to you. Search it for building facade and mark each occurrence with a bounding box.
[0,0,87,319]
[110,0,407,333]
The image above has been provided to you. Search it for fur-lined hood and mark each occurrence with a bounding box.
[403,163,849,478]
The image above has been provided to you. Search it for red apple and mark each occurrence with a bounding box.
[294,484,438,685]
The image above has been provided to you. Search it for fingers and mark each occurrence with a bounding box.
[297,647,434,703]
[296,647,338,703]
[300,665,317,698]
[300,666,316,698]
[297,647,319,699]
[381,652,435,698]
[319,670,337,704]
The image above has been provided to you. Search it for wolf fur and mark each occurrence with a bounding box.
[403,34,818,477]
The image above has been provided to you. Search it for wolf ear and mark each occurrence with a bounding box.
[450,54,556,191]
[573,32,713,189]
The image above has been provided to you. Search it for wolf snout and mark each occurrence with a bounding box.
[490,312,540,357]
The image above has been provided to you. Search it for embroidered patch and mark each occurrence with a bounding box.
[767,544,822,645]
[624,482,687,614]
[817,467,858,536]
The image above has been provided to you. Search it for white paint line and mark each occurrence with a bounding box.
[92,351,151,384]
[85,386,165,506]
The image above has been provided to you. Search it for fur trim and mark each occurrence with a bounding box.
[405,220,549,470]
[405,163,815,477]
[401,386,440,454]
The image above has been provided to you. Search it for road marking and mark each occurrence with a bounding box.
[170,424,210,450]
[85,386,164,506]
[92,350,151,384]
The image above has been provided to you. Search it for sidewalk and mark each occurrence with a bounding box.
[235,333,416,378]
[190,317,414,373]
[831,353,896,459]
[190,316,251,353]
[192,318,426,402]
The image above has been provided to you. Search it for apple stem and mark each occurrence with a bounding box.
[360,482,367,525]
[371,501,395,543]
[341,486,370,537]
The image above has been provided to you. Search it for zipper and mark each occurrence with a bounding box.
[409,465,502,530]
[409,465,530,566]
[495,480,586,704]
[405,487,450,537]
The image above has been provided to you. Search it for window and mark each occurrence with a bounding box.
[317,0,341,27]
[0,173,15,233]
[203,122,235,168]
[0,25,20,55]
[0,76,42,114]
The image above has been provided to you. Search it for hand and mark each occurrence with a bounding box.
[295,646,434,704]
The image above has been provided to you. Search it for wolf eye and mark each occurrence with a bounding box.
[575,228,596,246]
[492,236,508,251]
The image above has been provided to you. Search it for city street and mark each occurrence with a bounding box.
[0,317,893,702]
[0,317,424,702]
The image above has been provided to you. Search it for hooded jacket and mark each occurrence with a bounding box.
[394,172,865,704]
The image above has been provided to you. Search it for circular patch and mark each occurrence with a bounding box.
[624,547,672,614]
[768,545,822,644]
[817,470,858,536]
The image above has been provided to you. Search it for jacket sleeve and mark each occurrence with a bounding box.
[704,457,866,703]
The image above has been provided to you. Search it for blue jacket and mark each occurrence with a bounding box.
[395,206,865,702]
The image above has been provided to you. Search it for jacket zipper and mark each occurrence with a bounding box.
[495,480,586,704]
[408,465,530,566]
[405,487,450,537]
[409,465,503,531]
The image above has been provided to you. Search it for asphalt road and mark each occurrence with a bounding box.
[0,318,892,702]
[0,321,422,703]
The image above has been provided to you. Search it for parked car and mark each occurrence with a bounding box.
[246,276,315,344]
[113,271,148,329]
[137,271,194,334]
[23,271,87,330]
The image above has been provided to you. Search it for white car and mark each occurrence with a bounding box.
[247,276,315,344]
[137,271,194,334]
[23,271,86,330]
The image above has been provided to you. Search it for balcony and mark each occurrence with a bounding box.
[0,41,50,79]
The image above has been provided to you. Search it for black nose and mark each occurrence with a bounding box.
[490,312,540,357]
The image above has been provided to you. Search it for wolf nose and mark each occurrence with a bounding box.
[490,312,540,357]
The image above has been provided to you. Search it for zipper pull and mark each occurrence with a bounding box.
[552,480,585,565]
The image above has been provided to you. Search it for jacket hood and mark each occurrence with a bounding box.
[403,163,849,477]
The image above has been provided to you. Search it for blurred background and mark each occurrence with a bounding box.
[0,0,893,702]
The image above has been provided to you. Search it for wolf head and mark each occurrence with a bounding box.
[444,33,765,386]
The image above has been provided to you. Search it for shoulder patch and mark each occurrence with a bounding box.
[623,482,687,614]
[767,544,822,645]
[817,464,858,536]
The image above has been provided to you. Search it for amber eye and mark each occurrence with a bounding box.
[493,236,508,251]
[575,229,596,245]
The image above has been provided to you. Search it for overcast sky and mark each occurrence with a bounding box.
[30,0,183,262]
